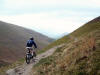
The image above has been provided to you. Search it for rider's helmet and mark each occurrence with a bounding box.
[30,37,34,40]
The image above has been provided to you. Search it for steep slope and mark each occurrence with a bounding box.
[0,21,53,66]
[43,16,100,50]
[32,16,100,75]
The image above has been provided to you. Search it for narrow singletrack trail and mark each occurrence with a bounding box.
[6,45,64,75]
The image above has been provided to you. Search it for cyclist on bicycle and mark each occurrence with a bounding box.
[26,37,37,58]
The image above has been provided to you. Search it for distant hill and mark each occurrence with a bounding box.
[55,32,68,39]
[32,16,100,75]
[0,21,53,66]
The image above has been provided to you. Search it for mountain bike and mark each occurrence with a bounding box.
[25,47,36,64]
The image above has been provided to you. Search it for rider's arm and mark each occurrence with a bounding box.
[32,41,37,48]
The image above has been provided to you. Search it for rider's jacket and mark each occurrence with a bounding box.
[26,39,37,48]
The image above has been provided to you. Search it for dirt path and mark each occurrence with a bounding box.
[6,45,64,75]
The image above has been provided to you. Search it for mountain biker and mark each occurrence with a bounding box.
[26,37,37,58]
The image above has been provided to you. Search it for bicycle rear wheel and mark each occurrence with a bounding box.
[26,54,30,64]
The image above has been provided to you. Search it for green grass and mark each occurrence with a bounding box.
[34,56,54,68]
[70,21,100,37]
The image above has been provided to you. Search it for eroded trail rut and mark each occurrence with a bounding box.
[6,45,63,75]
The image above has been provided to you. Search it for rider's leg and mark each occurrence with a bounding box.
[27,48,30,53]
[30,49,34,59]
[33,50,36,57]
[31,50,33,56]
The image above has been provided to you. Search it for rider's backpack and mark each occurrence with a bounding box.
[27,40,33,47]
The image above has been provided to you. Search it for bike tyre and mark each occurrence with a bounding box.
[26,55,30,64]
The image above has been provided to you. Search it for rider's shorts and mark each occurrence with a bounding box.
[26,47,33,50]
[26,47,36,52]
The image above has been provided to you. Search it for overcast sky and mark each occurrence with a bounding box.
[0,0,100,38]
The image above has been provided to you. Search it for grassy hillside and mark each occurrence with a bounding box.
[0,21,53,67]
[31,16,100,75]
[41,16,100,52]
